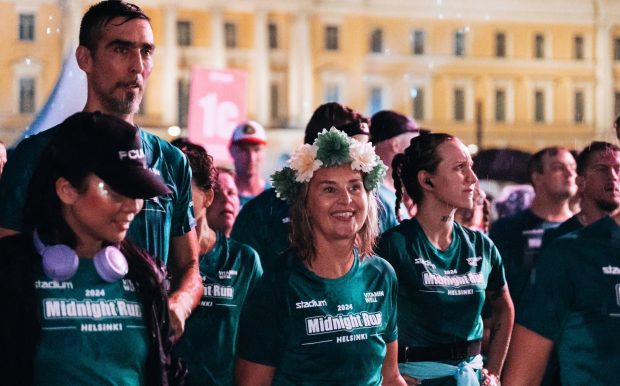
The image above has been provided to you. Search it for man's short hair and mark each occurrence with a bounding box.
[527,146,567,184]
[79,1,150,52]
[576,141,620,175]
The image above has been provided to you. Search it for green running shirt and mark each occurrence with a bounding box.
[237,251,399,386]
[33,259,148,385]
[174,232,263,386]
[377,218,506,347]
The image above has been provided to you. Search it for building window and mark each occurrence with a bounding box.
[495,32,506,58]
[495,89,506,122]
[534,33,545,59]
[325,25,339,51]
[369,87,382,115]
[19,77,35,113]
[177,79,190,128]
[454,88,465,121]
[225,22,237,48]
[270,83,279,120]
[370,28,383,53]
[454,30,465,56]
[534,90,545,122]
[325,84,340,103]
[411,88,424,120]
[177,21,192,47]
[574,35,584,60]
[412,29,425,55]
[19,13,35,41]
[268,23,278,49]
[615,38,620,61]
[574,91,585,124]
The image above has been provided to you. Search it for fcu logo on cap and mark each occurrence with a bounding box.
[118,149,145,160]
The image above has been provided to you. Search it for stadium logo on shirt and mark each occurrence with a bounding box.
[34,280,73,290]
[296,299,328,309]
[602,265,620,275]
[466,256,482,266]
[414,258,437,270]
[305,311,382,335]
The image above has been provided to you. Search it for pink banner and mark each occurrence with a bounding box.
[188,68,248,162]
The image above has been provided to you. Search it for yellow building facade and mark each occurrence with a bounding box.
[1,0,620,152]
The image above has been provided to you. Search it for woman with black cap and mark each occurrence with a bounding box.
[0,112,182,385]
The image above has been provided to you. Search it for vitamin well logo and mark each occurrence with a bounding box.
[305,311,382,335]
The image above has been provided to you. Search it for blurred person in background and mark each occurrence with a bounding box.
[208,168,240,237]
[229,121,270,207]
[370,110,420,229]
[541,141,620,247]
[172,142,262,386]
[489,146,577,309]
[0,140,7,178]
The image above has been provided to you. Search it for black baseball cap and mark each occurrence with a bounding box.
[370,110,419,144]
[53,111,171,199]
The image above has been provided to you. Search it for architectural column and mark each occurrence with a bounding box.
[210,7,226,68]
[161,4,179,125]
[595,21,613,134]
[287,10,312,128]
[253,9,269,125]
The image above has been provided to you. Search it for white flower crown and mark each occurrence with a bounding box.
[271,127,387,203]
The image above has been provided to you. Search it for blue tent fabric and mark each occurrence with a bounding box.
[16,48,87,146]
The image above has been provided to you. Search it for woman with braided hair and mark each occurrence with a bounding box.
[376,133,513,386]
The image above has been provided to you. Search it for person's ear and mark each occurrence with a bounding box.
[56,177,79,205]
[76,45,93,73]
[575,175,585,193]
[204,188,215,208]
[418,171,434,191]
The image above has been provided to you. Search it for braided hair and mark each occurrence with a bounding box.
[392,132,455,222]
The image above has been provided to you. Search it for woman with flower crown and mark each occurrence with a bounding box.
[377,133,514,386]
[234,128,407,386]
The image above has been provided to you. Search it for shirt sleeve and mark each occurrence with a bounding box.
[383,260,399,344]
[236,272,286,366]
[169,146,195,236]
[0,134,50,231]
[231,196,267,258]
[486,237,507,292]
[516,239,573,341]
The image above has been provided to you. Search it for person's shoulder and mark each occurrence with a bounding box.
[139,129,187,162]
[574,215,617,239]
[227,238,261,264]
[361,254,397,278]
[381,218,416,239]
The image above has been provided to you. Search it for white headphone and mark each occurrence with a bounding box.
[33,230,128,282]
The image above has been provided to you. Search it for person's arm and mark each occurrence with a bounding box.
[381,341,407,386]
[167,229,202,342]
[234,358,276,386]
[0,228,18,239]
[484,284,514,381]
[502,324,553,386]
